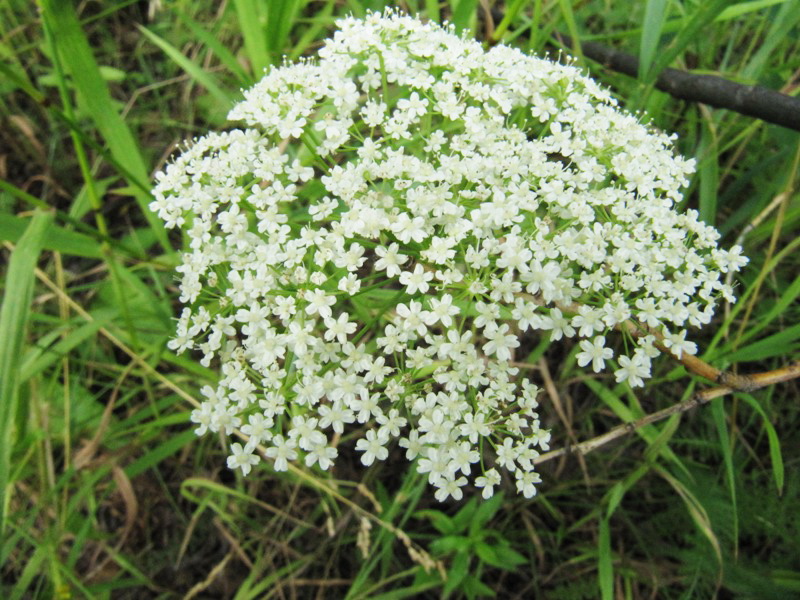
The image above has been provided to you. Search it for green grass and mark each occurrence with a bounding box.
[1,0,799,597]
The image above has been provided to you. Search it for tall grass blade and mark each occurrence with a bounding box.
[0,209,53,533]
[556,0,583,58]
[584,379,685,469]
[268,0,302,59]
[711,399,738,553]
[38,0,170,253]
[0,214,102,259]
[138,25,236,108]
[233,0,271,76]
[736,274,800,345]
[177,12,251,85]
[725,322,800,361]
[742,0,800,79]
[425,0,441,24]
[739,393,784,494]
[656,467,723,566]
[451,0,479,34]
[492,0,526,41]
[647,0,731,83]
[699,126,719,225]
[598,516,614,600]
[639,0,669,81]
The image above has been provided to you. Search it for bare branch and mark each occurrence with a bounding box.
[535,360,800,465]
[553,32,800,132]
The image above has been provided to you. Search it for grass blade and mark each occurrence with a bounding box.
[38,0,170,253]
[0,214,102,259]
[647,0,732,83]
[725,322,800,362]
[737,274,800,346]
[138,25,236,109]
[233,0,271,76]
[698,125,720,225]
[451,0,479,34]
[710,399,738,554]
[584,379,686,469]
[268,0,302,59]
[742,0,800,79]
[556,0,583,58]
[639,0,669,81]
[598,516,614,600]
[0,209,53,533]
[656,467,723,567]
[739,393,784,494]
[177,12,251,85]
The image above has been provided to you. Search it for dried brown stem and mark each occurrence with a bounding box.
[535,360,800,465]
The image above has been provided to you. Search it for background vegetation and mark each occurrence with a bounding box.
[1,0,798,597]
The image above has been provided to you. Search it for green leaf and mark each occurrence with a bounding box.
[584,379,685,470]
[698,125,719,226]
[451,496,478,532]
[177,12,251,85]
[737,274,800,346]
[656,467,722,566]
[432,535,472,555]
[0,209,53,533]
[470,491,503,535]
[415,509,456,535]
[606,464,651,518]
[443,551,469,597]
[267,0,302,58]
[462,574,495,597]
[742,0,800,79]
[476,542,526,568]
[19,311,114,382]
[124,429,196,478]
[474,541,502,567]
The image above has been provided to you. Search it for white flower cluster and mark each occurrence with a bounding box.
[151,11,747,500]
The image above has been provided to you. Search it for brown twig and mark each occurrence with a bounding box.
[535,359,800,465]
[552,33,800,132]
[488,6,800,130]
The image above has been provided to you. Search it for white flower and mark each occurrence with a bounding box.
[434,474,468,502]
[576,336,614,373]
[156,10,746,503]
[305,289,336,319]
[227,442,259,476]
[355,429,389,466]
[515,469,542,499]
[424,294,460,327]
[475,468,502,499]
[324,312,357,344]
[399,264,434,295]
[265,435,297,472]
[305,444,338,470]
[614,354,651,388]
[375,243,408,277]
[482,323,520,362]
[662,328,698,359]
